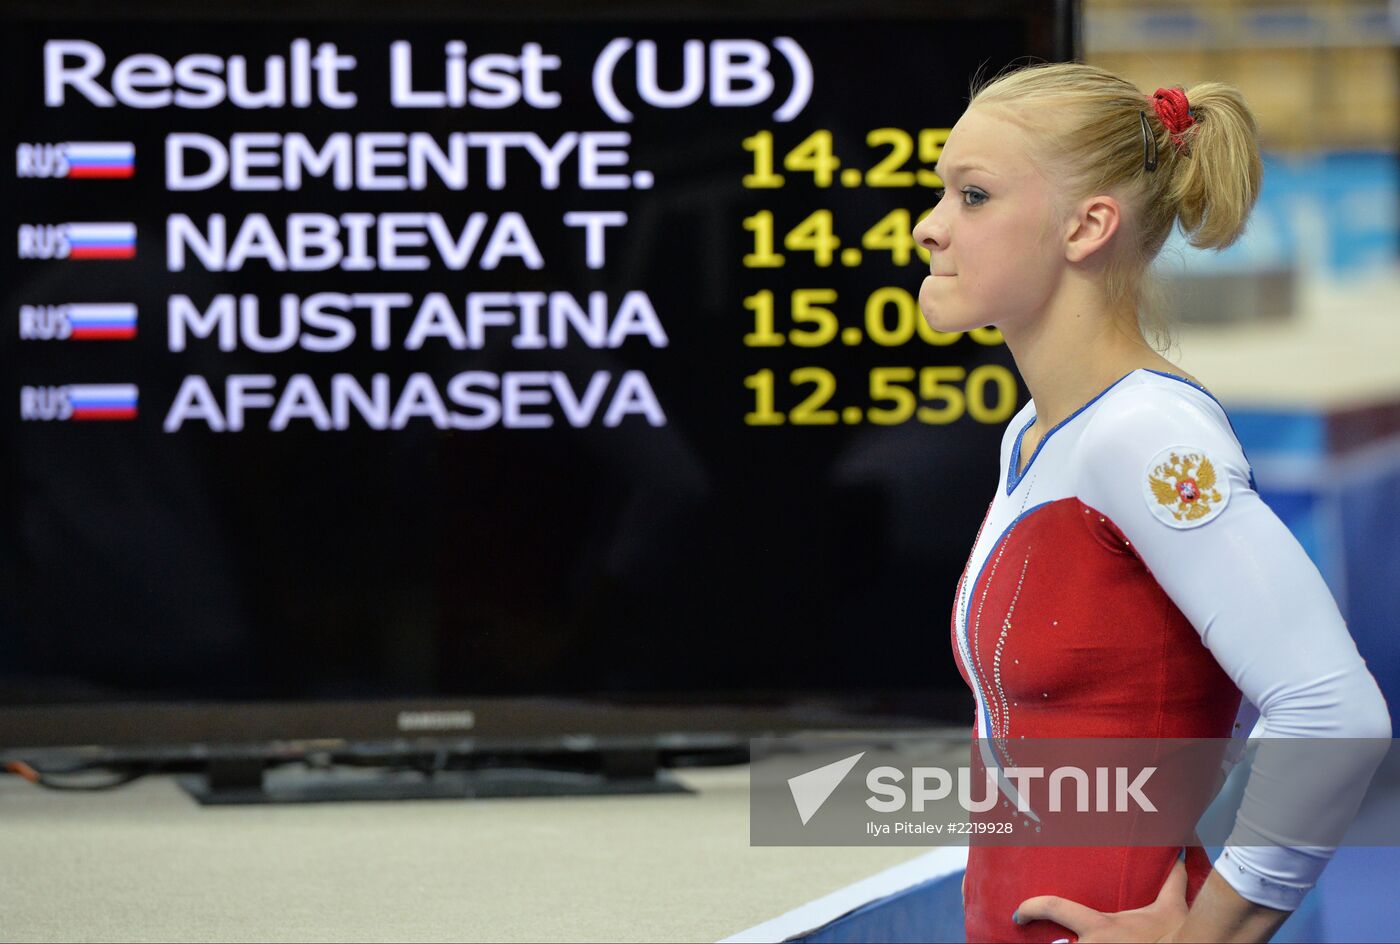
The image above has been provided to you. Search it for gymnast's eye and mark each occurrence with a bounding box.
[962,187,988,207]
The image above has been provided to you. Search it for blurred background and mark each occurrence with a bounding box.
[1086,0,1399,703]
[1087,5,1399,942]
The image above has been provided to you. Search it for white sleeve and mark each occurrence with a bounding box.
[1076,386,1391,911]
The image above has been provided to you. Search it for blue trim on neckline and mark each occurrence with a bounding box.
[1140,367,1214,400]
[1006,367,1258,495]
[1139,369,1259,492]
[1006,369,1142,495]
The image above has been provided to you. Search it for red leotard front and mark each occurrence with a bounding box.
[951,496,1240,942]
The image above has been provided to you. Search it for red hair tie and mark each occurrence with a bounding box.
[1151,87,1196,154]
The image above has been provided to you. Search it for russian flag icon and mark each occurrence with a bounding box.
[66,223,136,260]
[68,384,138,421]
[64,142,135,179]
[67,303,137,340]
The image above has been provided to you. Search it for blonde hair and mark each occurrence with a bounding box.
[968,62,1263,350]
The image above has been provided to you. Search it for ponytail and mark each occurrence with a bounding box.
[1161,82,1263,251]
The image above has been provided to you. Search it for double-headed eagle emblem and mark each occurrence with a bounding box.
[1148,451,1222,522]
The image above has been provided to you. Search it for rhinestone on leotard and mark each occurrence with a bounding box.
[989,552,1032,744]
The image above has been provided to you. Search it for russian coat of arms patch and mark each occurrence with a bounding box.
[1142,446,1231,529]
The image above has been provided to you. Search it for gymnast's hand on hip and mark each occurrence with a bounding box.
[1012,857,1188,943]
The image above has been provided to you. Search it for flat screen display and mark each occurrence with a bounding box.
[0,1,1069,740]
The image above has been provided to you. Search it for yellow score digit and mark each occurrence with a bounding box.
[783,210,840,267]
[867,366,1017,426]
[865,287,965,347]
[868,367,917,424]
[743,369,784,425]
[865,129,916,187]
[743,367,839,425]
[743,288,1005,349]
[914,364,1017,424]
[790,289,839,347]
[742,131,785,188]
[965,364,1018,422]
[916,129,949,188]
[861,209,918,266]
[743,290,784,347]
[783,130,840,188]
[917,366,967,424]
[745,364,1017,426]
[865,129,951,188]
[743,210,785,268]
[789,367,839,424]
[865,288,920,346]
[749,208,949,269]
[743,128,952,190]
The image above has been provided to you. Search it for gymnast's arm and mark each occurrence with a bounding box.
[1077,388,1391,942]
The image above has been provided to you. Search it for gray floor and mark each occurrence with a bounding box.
[1172,270,1400,408]
[0,764,926,943]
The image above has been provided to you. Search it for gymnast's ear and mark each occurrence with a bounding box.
[1064,193,1122,265]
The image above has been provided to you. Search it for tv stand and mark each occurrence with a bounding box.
[178,749,691,806]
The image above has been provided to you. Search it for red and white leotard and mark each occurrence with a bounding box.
[951,367,1391,944]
